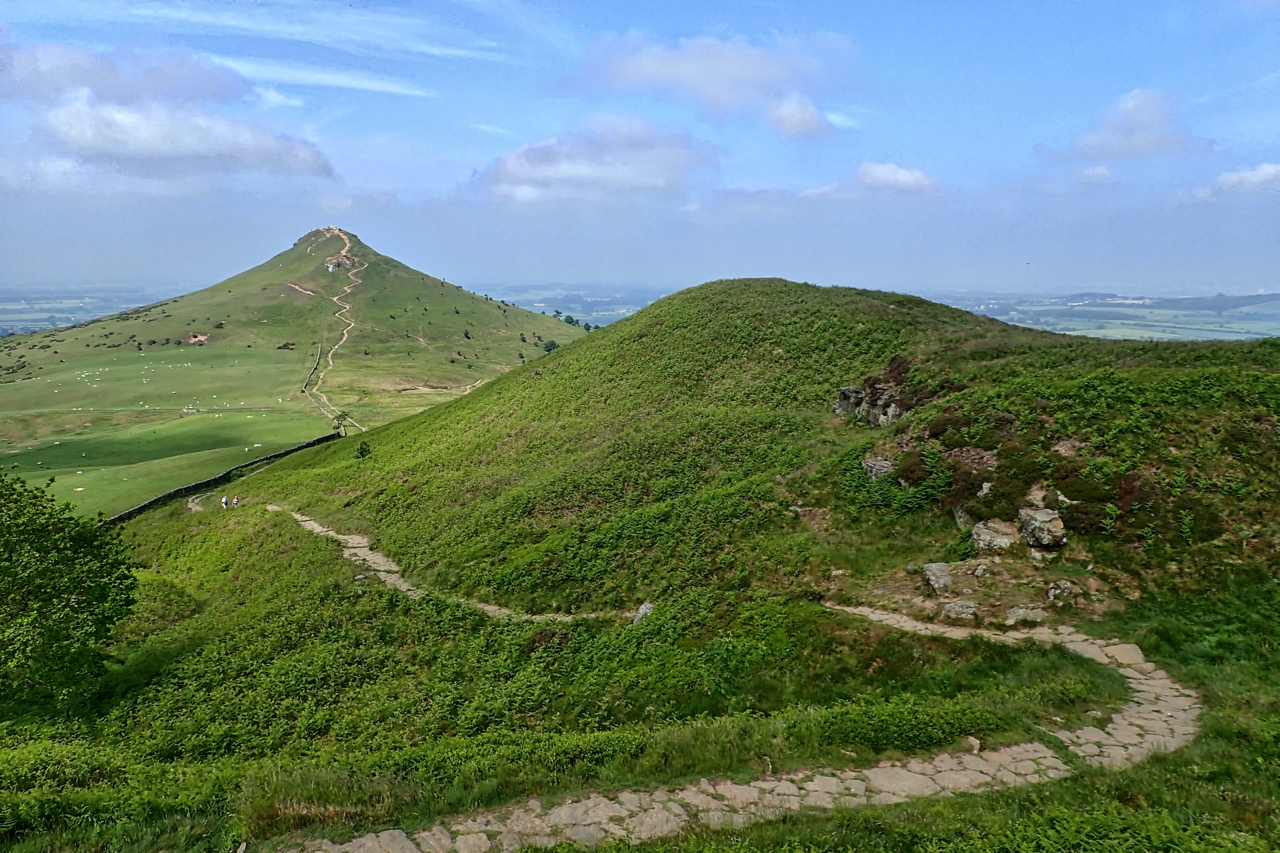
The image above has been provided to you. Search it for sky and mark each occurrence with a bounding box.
[0,0,1278,298]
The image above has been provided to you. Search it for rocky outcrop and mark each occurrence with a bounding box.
[835,384,908,427]
[923,563,952,596]
[1004,605,1046,626]
[1019,508,1067,548]
[971,520,1020,551]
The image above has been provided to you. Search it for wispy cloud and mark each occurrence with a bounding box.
[470,123,513,136]
[210,56,435,97]
[6,0,512,62]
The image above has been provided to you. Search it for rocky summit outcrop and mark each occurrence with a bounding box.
[1019,508,1067,548]
[835,383,908,427]
[971,519,1020,551]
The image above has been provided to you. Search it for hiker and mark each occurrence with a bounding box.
[233,496,240,508]
[221,496,228,509]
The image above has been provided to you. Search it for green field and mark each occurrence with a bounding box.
[3,278,1278,851]
[0,229,582,516]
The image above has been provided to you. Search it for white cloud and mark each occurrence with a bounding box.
[209,56,436,97]
[856,161,935,190]
[42,90,332,176]
[253,87,304,109]
[824,111,861,130]
[1216,163,1280,189]
[1052,89,1210,160]
[0,42,335,184]
[473,115,715,202]
[1078,164,1116,184]
[766,92,826,137]
[470,123,513,136]
[584,34,838,136]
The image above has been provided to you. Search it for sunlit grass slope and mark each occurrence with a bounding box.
[6,278,1280,851]
[0,229,581,514]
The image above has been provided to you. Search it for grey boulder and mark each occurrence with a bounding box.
[1019,508,1067,548]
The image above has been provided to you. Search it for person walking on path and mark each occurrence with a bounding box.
[221,496,228,509]
[233,496,240,508]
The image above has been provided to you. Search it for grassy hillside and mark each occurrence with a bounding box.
[3,279,1279,851]
[0,229,581,515]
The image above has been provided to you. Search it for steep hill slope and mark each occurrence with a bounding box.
[6,279,1279,851]
[0,229,581,514]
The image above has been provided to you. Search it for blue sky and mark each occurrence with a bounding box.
[1,0,1278,296]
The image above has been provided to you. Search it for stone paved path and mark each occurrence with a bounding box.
[267,506,617,622]
[277,593,1200,853]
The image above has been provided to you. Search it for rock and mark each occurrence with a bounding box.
[414,827,452,853]
[633,601,654,624]
[952,505,974,529]
[454,835,490,853]
[377,831,424,853]
[1004,605,1046,626]
[862,456,894,479]
[1019,508,1066,548]
[971,519,1020,551]
[835,383,908,427]
[923,563,952,596]
[973,564,987,578]
[1047,580,1077,603]
[977,481,993,498]
[625,808,685,840]
[943,446,998,471]
[942,600,979,620]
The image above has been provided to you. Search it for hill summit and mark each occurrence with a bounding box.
[0,228,582,515]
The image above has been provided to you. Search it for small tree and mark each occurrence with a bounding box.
[543,339,559,352]
[0,475,137,706]
[355,440,373,461]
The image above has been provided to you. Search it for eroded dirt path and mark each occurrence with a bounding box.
[302,228,367,433]
[264,508,1203,853]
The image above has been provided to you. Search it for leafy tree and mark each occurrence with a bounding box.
[355,440,373,460]
[563,315,575,325]
[463,329,471,339]
[0,475,137,705]
[543,339,559,352]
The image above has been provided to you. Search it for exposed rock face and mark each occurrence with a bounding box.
[942,600,979,620]
[943,446,997,471]
[972,519,1020,551]
[1020,508,1067,548]
[632,602,654,625]
[835,383,907,427]
[1004,605,1047,626]
[1047,580,1077,603]
[923,562,952,596]
[862,456,894,480]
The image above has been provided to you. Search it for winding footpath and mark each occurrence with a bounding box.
[302,227,368,433]
[265,508,1202,853]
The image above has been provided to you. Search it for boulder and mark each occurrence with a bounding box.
[923,562,952,596]
[1004,605,1047,626]
[632,601,654,624]
[862,456,894,480]
[941,600,979,621]
[1019,508,1067,548]
[1047,580,1077,603]
[972,519,1020,551]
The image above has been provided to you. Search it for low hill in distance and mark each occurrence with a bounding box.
[7,278,1277,851]
[946,290,1280,340]
[0,228,583,516]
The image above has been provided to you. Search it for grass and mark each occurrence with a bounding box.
[0,229,582,515]
[2,277,1279,850]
